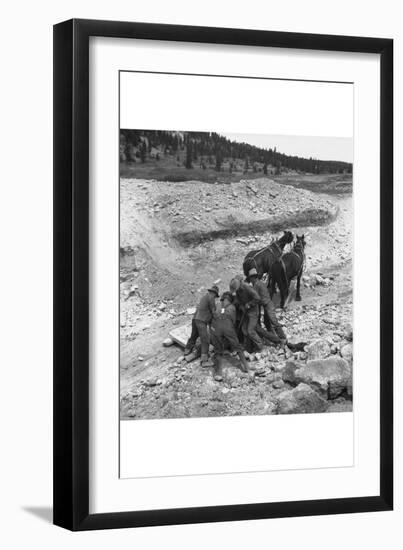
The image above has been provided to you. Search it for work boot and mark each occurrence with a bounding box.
[185,350,198,363]
[238,351,255,382]
[201,353,214,368]
[214,356,223,382]
[184,347,193,356]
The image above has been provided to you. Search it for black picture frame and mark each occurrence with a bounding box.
[53,18,393,531]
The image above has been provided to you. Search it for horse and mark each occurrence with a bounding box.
[242,230,293,281]
[270,234,306,308]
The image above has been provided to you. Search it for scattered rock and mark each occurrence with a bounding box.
[287,336,307,348]
[343,323,353,341]
[254,366,266,377]
[305,339,331,360]
[264,402,277,414]
[273,361,286,373]
[163,337,174,347]
[144,378,162,387]
[247,183,258,195]
[120,245,135,257]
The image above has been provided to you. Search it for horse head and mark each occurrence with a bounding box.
[294,234,306,251]
[278,230,294,248]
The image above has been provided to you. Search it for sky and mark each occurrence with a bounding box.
[220,132,353,163]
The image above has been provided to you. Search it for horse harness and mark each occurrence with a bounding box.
[249,241,282,272]
[290,247,305,264]
[290,246,306,275]
[280,245,305,287]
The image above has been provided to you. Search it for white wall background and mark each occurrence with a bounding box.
[0,0,400,547]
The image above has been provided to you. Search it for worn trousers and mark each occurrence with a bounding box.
[186,319,209,356]
[210,319,243,354]
[241,310,263,351]
[263,301,286,340]
[256,323,281,344]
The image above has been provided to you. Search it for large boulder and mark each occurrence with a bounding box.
[282,358,352,399]
[305,339,331,360]
[276,383,328,414]
[169,324,192,347]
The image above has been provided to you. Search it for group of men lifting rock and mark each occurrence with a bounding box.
[184,269,287,382]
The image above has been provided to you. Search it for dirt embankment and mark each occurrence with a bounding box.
[121,177,338,247]
[120,176,353,420]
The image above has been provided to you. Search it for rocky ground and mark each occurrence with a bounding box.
[119,176,353,419]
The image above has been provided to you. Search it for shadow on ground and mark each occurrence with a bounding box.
[22,506,53,524]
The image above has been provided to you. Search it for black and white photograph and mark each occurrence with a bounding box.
[119,126,353,420]
[50,14,393,533]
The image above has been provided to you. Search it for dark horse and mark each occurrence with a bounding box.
[270,234,306,308]
[242,230,293,281]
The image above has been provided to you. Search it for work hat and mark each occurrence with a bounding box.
[248,268,258,277]
[220,291,233,303]
[207,285,220,297]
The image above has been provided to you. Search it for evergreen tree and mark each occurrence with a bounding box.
[185,140,193,169]
[119,129,352,174]
[140,141,147,163]
[215,148,222,172]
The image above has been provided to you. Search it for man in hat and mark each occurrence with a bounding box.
[247,268,287,344]
[229,277,263,351]
[210,291,251,381]
[184,284,219,367]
